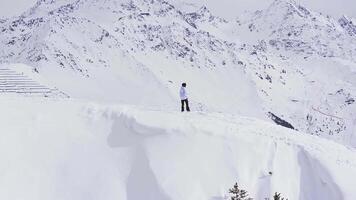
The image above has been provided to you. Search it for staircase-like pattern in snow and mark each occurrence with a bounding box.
[0,67,68,98]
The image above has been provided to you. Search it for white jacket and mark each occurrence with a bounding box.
[180,87,188,100]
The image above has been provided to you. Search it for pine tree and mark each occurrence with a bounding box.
[228,182,252,200]
[273,192,288,200]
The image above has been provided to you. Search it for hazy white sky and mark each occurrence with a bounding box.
[0,0,36,17]
[197,0,356,20]
[0,0,355,19]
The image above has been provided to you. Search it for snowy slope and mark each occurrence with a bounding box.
[0,0,356,144]
[230,0,356,146]
[1,98,356,200]
[0,63,69,97]
[0,0,264,115]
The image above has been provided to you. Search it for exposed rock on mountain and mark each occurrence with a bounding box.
[1,0,356,147]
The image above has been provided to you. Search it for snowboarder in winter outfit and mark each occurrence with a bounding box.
[180,83,190,112]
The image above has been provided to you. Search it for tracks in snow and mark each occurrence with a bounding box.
[0,66,69,98]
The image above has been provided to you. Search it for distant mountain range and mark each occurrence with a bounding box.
[1,0,356,147]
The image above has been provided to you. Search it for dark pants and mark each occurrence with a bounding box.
[181,99,190,112]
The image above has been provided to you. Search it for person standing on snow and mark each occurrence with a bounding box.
[180,83,190,112]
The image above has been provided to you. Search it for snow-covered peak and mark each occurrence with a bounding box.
[185,5,211,20]
[0,18,7,23]
[266,0,311,18]
[237,0,356,62]
[339,15,356,36]
[22,0,80,18]
[247,0,319,30]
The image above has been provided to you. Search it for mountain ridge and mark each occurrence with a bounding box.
[1,0,356,147]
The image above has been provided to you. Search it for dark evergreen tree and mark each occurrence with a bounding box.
[228,182,252,200]
[273,192,288,200]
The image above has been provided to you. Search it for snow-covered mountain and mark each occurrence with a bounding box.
[232,0,356,146]
[1,0,356,199]
[1,0,356,146]
[0,0,264,116]
[237,0,356,60]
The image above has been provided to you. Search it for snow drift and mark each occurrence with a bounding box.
[1,0,356,199]
[1,98,356,200]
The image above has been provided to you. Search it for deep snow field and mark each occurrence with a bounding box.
[1,97,356,200]
[1,0,356,199]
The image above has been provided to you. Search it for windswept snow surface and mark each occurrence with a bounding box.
[1,1,356,199]
[1,98,356,200]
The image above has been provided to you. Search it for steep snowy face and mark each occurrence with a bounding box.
[339,15,356,36]
[232,0,356,146]
[238,0,356,61]
[0,0,236,73]
[1,99,356,200]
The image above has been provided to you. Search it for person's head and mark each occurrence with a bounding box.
[182,83,187,87]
